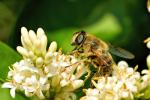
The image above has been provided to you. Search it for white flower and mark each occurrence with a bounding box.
[141,69,150,89]
[80,89,100,100]
[22,75,49,99]
[2,82,16,98]
[2,59,51,99]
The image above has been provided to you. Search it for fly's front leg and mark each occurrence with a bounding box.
[71,50,80,57]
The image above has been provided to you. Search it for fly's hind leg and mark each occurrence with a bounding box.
[84,66,91,82]
[92,66,102,80]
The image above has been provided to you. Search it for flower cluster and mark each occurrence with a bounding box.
[80,61,141,100]
[139,37,150,99]
[142,37,150,88]
[2,27,86,99]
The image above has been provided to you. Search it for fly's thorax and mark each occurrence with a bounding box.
[99,39,109,51]
[85,35,109,51]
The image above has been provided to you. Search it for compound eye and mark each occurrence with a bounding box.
[76,34,84,44]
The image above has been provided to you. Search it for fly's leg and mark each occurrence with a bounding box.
[74,62,91,82]
[84,65,91,82]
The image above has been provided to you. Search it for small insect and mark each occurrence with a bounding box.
[71,30,134,77]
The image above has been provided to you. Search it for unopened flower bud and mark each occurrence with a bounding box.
[28,30,37,47]
[21,27,28,36]
[118,61,128,68]
[21,36,28,49]
[17,46,28,57]
[44,52,53,64]
[48,41,57,53]
[28,51,34,58]
[147,55,150,69]
[37,28,45,38]
[36,57,44,68]
[147,41,150,49]
[40,35,47,55]
[35,40,41,55]
[21,27,32,49]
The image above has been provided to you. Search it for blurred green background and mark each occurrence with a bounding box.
[0,0,150,68]
[1,0,150,68]
[0,0,150,99]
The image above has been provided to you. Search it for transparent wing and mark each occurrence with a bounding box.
[109,44,135,59]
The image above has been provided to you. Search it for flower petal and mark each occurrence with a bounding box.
[10,88,16,98]
[2,82,14,89]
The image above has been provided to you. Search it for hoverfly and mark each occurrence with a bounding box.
[71,31,134,77]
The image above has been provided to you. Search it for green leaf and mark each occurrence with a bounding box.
[0,42,27,100]
[0,41,21,80]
